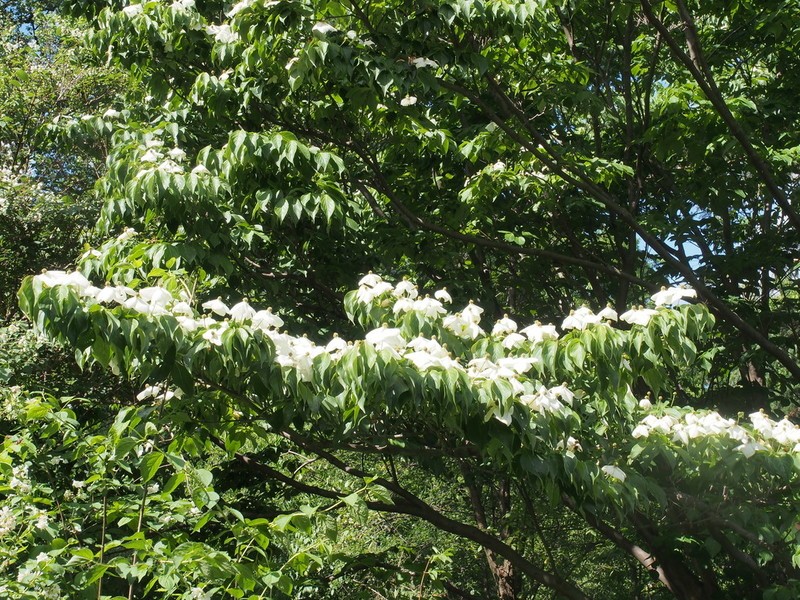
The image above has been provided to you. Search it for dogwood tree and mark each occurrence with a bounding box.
[15,268,800,598]
[7,0,800,597]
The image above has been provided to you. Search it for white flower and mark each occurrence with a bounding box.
[433,288,452,303]
[736,440,766,459]
[411,297,446,318]
[172,0,195,10]
[365,326,406,354]
[520,387,563,413]
[136,385,175,402]
[123,296,169,316]
[252,309,284,330]
[549,384,575,405]
[443,314,484,339]
[519,322,559,343]
[501,332,526,349]
[393,280,418,299]
[496,357,536,374]
[140,148,162,163]
[207,24,239,44]
[492,316,518,335]
[631,424,650,438]
[393,297,415,314]
[136,385,155,401]
[561,307,601,331]
[312,22,338,37]
[139,286,174,307]
[403,351,437,370]
[601,465,626,482]
[167,147,186,162]
[122,4,143,17]
[597,305,618,321]
[772,419,800,446]
[653,415,675,434]
[36,552,49,563]
[639,397,652,410]
[400,95,417,106]
[95,285,128,304]
[0,506,15,535]
[557,436,582,453]
[81,285,102,299]
[411,57,438,69]
[117,227,138,242]
[325,334,348,354]
[72,480,85,489]
[36,513,48,529]
[202,298,229,316]
[171,301,194,316]
[359,273,383,287]
[191,164,210,175]
[190,587,213,600]
[467,357,499,378]
[266,331,291,355]
[226,0,255,17]
[229,299,256,322]
[157,159,183,174]
[147,483,160,495]
[492,403,514,426]
[35,270,92,291]
[177,316,200,331]
[619,306,658,326]
[356,281,393,303]
[202,327,225,346]
[103,108,121,119]
[9,477,30,493]
[404,336,443,356]
[651,286,697,306]
[461,302,484,323]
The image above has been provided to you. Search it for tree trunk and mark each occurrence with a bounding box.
[461,465,519,599]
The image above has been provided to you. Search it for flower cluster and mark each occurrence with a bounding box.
[0,505,16,536]
[520,384,576,414]
[34,269,189,317]
[206,23,239,44]
[30,270,709,438]
[355,274,562,347]
[554,286,697,330]
[631,409,800,458]
[135,139,188,175]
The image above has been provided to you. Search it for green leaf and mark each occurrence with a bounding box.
[140,451,164,483]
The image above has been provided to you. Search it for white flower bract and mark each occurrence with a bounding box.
[651,286,697,307]
[601,465,626,482]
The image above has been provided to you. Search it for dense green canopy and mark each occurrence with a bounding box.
[2,0,800,598]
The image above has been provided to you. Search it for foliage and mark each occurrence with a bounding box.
[0,6,126,319]
[16,270,800,598]
[7,0,800,598]
[57,0,800,388]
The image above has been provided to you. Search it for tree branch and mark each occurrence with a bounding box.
[436,73,800,379]
[280,430,590,600]
[639,0,800,233]
[348,140,656,291]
